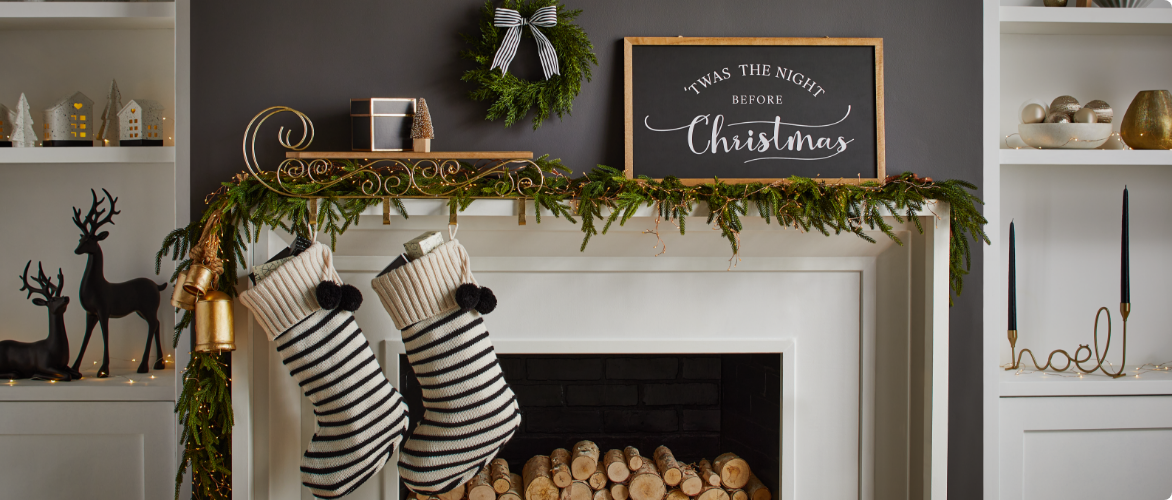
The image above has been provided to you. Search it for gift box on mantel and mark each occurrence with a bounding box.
[350,98,416,151]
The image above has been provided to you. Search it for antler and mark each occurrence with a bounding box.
[19,260,63,302]
[71,188,120,236]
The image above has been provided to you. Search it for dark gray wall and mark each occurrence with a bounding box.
[191,0,983,497]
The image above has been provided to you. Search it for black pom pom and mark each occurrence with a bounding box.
[455,283,481,310]
[316,281,342,310]
[338,284,363,312]
[475,287,497,315]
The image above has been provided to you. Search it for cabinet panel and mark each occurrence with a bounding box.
[0,402,174,500]
[1000,396,1172,500]
[1024,428,1172,500]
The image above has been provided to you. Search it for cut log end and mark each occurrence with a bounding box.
[572,441,602,481]
[525,455,561,500]
[697,459,721,487]
[501,473,524,500]
[605,449,631,483]
[744,474,771,500]
[629,461,666,500]
[468,466,496,500]
[492,458,513,494]
[697,485,730,500]
[551,448,574,488]
[611,483,630,500]
[713,453,751,490]
[623,446,644,471]
[569,482,594,500]
[727,489,748,500]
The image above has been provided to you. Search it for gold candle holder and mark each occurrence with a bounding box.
[1007,303,1130,378]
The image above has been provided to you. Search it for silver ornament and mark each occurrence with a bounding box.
[1046,111,1072,124]
[1021,103,1047,124]
[1084,100,1113,124]
[1073,107,1098,124]
[1050,96,1081,115]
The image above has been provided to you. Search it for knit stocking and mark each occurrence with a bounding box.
[239,243,409,499]
[370,239,521,495]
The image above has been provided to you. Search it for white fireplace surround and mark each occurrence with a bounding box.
[226,200,950,500]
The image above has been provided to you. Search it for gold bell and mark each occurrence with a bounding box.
[184,263,218,297]
[170,270,199,311]
[194,291,235,352]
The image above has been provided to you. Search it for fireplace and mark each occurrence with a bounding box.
[397,353,782,498]
[233,204,951,500]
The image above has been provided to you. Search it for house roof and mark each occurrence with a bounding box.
[46,91,93,111]
[118,99,163,117]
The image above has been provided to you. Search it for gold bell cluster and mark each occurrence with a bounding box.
[171,267,235,353]
[173,212,236,353]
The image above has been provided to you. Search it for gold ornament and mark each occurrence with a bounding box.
[194,291,235,352]
[1120,90,1172,150]
[170,270,198,311]
[1084,100,1113,124]
[1073,107,1097,124]
[1021,103,1047,124]
[1050,95,1080,115]
[1045,111,1072,124]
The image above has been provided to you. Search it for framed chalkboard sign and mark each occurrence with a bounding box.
[624,37,885,184]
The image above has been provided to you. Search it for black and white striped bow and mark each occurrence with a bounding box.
[490,6,560,80]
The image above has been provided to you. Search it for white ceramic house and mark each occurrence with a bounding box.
[42,91,94,147]
[0,103,11,146]
[118,99,163,146]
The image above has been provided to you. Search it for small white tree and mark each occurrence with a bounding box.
[98,79,121,145]
[10,93,36,148]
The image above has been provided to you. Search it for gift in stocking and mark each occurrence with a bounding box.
[239,243,409,499]
[370,239,521,495]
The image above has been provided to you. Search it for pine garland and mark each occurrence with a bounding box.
[460,0,598,129]
[156,160,987,497]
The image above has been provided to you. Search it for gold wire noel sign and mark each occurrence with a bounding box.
[1007,304,1130,378]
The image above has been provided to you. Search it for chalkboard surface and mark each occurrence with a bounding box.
[624,38,884,184]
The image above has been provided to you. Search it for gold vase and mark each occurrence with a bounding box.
[1120,90,1172,150]
[194,291,235,352]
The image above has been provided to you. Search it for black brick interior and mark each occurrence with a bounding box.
[400,354,781,496]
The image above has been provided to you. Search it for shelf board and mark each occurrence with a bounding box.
[0,2,174,30]
[1000,6,1172,36]
[286,151,534,160]
[0,368,174,402]
[1000,367,1172,397]
[1000,148,1172,166]
[0,146,175,164]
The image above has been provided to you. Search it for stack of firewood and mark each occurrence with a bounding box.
[413,442,771,500]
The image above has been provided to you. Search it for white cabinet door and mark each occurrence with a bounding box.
[999,396,1172,500]
[0,402,175,500]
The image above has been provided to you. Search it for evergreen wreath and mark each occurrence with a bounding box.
[460,0,597,129]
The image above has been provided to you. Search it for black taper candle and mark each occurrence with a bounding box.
[1009,221,1017,331]
[1122,187,1130,304]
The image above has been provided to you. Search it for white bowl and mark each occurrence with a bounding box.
[1018,123,1113,149]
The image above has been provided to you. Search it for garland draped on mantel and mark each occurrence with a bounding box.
[156,157,987,499]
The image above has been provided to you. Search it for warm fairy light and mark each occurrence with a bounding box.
[150,375,155,379]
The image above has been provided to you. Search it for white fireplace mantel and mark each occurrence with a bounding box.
[229,200,951,500]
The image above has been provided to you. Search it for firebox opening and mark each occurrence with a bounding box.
[399,354,781,498]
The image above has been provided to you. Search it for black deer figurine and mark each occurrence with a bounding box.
[70,189,168,377]
[0,261,81,381]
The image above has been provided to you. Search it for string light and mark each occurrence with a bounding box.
[1005,360,1172,378]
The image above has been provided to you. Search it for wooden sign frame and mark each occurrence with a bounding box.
[623,37,885,185]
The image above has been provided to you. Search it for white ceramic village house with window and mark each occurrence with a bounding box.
[118,99,164,147]
[42,91,93,147]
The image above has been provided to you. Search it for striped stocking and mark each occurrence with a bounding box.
[240,243,409,498]
[371,239,521,495]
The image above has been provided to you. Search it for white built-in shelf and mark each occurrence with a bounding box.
[1000,148,1172,166]
[1000,367,1172,397]
[1000,6,1172,36]
[0,368,175,402]
[0,1,174,30]
[0,146,175,164]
